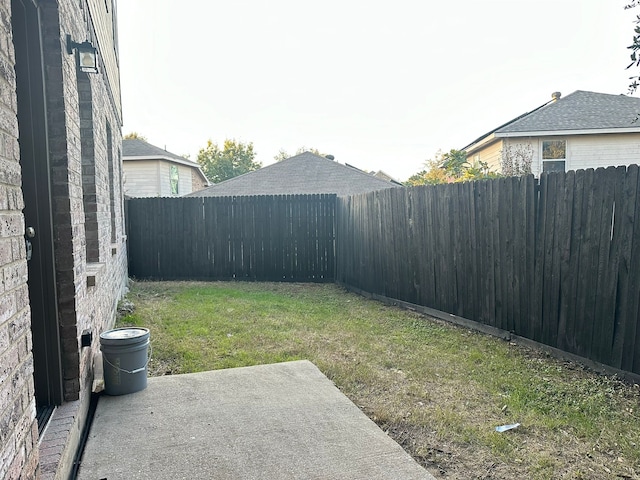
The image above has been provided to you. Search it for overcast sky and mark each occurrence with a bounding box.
[117,0,636,181]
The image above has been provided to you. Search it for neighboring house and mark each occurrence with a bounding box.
[122,139,209,197]
[185,152,403,197]
[371,170,400,183]
[1,1,128,479]
[462,90,640,176]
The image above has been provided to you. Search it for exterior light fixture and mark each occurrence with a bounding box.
[66,34,98,74]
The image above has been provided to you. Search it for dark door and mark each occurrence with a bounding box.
[12,0,64,421]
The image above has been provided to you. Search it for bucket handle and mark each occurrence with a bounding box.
[102,343,152,375]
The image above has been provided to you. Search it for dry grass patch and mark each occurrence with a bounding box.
[118,280,640,480]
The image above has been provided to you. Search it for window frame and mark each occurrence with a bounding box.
[541,139,567,173]
[170,164,179,195]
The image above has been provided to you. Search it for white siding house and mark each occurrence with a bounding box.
[463,91,640,176]
[123,139,209,197]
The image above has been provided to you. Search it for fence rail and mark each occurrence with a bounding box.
[126,195,336,282]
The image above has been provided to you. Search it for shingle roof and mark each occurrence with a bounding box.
[123,138,195,163]
[498,90,640,134]
[184,152,402,197]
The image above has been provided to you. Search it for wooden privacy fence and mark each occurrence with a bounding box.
[125,167,640,376]
[336,166,640,376]
[126,195,336,281]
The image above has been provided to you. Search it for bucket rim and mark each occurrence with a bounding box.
[100,327,150,344]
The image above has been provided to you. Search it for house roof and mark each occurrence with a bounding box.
[463,90,640,153]
[372,170,403,185]
[123,138,189,161]
[499,91,640,133]
[123,139,209,184]
[184,152,402,197]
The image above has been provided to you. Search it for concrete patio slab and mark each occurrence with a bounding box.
[77,360,435,480]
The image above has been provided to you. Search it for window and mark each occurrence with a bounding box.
[170,165,179,195]
[542,140,566,173]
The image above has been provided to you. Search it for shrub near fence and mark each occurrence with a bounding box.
[126,194,336,282]
[336,166,640,376]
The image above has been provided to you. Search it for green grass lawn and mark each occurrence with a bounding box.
[118,280,640,480]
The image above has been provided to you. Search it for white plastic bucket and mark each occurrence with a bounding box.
[99,327,150,396]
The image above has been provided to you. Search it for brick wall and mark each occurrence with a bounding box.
[191,169,208,193]
[0,0,39,476]
[1,0,128,478]
[41,0,127,402]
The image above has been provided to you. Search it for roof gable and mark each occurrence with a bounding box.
[185,152,401,197]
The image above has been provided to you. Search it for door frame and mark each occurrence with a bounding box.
[12,0,64,407]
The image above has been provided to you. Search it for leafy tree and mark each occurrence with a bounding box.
[405,149,498,186]
[124,132,147,141]
[197,139,261,183]
[440,149,468,178]
[405,158,448,186]
[459,160,496,181]
[274,147,323,162]
[273,149,289,162]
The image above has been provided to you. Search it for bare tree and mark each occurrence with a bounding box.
[500,143,533,176]
[626,1,640,93]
